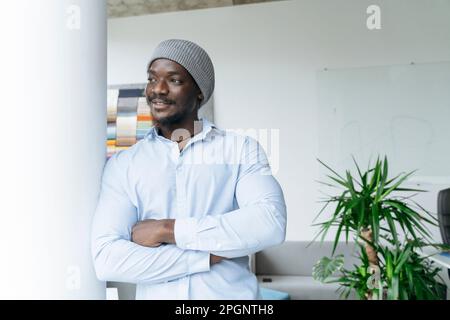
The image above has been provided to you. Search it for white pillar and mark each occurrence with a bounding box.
[0,0,106,298]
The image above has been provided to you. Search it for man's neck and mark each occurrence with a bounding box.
[157,117,203,142]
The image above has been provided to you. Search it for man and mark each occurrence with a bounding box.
[91,39,287,299]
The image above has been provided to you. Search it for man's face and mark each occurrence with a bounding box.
[146,58,202,126]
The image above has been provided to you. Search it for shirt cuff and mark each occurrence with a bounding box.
[187,251,210,275]
[174,217,197,249]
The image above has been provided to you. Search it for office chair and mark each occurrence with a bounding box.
[437,188,450,279]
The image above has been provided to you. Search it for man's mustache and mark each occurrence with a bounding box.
[146,96,175,105]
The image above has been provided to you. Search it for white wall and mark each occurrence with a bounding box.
[108,0,450,241]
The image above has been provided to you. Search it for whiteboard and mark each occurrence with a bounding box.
[317,62,450,183]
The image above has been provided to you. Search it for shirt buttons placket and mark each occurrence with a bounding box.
[175,155,188,218]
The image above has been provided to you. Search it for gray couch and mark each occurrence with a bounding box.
[253,241,359,300]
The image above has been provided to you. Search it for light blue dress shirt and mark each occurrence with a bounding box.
[91,119,287,299]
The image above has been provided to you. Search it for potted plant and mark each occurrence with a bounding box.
[312,156,448,300]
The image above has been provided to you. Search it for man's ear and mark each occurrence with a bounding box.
[198,93,204,102]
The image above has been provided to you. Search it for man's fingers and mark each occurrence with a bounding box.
[210,254,227,265]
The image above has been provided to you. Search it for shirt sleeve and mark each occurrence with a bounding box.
[91,152,210,284]
[174,136,287,258]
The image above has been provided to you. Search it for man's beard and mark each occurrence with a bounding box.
[151,109,187,127]
[147,94,198,127]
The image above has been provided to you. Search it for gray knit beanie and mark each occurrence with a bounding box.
[149,39,215,107]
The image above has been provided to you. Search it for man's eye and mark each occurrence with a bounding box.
[171,79,182,84]
[148,78,157,83]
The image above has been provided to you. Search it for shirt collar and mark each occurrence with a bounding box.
[145,118,221,142]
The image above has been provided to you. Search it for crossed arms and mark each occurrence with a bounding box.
[91,138,287,285]
[130,219,225,265]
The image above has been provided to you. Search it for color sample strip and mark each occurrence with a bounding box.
[106,86,153,158]
[107,89,119,123]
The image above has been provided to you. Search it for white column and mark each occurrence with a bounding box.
[0,0,106,298]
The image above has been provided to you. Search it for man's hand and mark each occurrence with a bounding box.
[132,219,227,266]
[210,254,227,265]
[131,219,175,247]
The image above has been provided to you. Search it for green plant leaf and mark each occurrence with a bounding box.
[352,155,366,185]
[383,209,399,248]
[394,245,412,274]
[380,170,416,200]
[327,175,350,189]
[386,251,393,280]
[312,255,345,283]
[317,158,347,182]
[371,205,380,243]
[313,157,447,300]
[332,223,344,255]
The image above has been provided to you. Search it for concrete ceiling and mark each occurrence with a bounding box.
[107,0,286,18]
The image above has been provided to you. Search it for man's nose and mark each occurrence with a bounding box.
[152,79,169,95]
